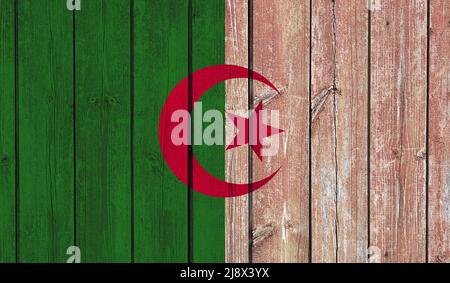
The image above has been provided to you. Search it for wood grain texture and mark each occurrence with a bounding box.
[252,0,310,263]
[191,0,226,263]
[75,0,131,262]
[310,0,369,263]
[0,0,448,264]
[428,0,450,263]
[311,0,338,262]
[18,0,74,262]
[0,0,16,262]
[134,0,188,263]
[225,0,249,263]
[334,0,369,263]
[370,0,427,263]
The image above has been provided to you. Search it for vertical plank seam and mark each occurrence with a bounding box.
[247,0,253,263]
[367,4,372,261]
[188,0,193,264]
[425,0,430,263]
[331,0,339,263]
[14,0,19,263]
[130,0,135,263]
[308,0,312,264]
[72,6,77,252]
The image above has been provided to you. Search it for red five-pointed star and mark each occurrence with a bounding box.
[226,102,284,161]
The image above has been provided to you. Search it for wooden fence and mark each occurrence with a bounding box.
[0,0,448,263]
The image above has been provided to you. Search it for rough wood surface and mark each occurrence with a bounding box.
[0,0,448,264]
[191,0,226,263]
[225,0,249,263]
[75,0,131,262]
[310,0,368,263]
[134,0,188,262]
[334,0,369,263]
[428,0,450,263]
[18,0,74,262]
[311,0,339,262]
[0,0,16,262]
[370,0,427,263]
[252,0,310,263]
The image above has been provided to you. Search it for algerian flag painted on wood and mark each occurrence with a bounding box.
[0,0,225,263]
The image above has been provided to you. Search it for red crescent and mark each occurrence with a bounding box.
[158,64,281,198]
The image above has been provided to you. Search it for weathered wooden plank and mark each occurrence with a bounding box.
[334,0,369,263]
[134,0,188,262]
[252,0,310,263]
[75,0,131,262]
[311,0,338,263]
[225,0,249,263]
[18,0,74,262]
[191,0,225,263]
[0,0,16,262]
[370,0,427,262]
[428,0,450,263]
[311,0,369,263]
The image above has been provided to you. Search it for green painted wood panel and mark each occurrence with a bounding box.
[191,0,225,262]
[75,0,131,262]
[0,0,16,263]
[134,0,188,262]
[1,0,226,263]
[18,0,74,262]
